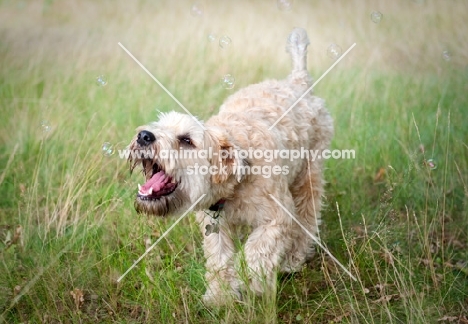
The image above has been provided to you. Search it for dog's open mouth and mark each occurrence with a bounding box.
[137,162,178,200]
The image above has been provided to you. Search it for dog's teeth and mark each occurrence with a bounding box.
[138,184,150,196]
[148,188,153,195]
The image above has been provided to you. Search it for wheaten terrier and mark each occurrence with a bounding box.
[127,28,333,305]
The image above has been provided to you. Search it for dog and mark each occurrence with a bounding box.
[127,28,334,305]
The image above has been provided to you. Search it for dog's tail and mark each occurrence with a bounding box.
[286,28,312,86]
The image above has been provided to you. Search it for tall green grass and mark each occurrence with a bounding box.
[1,0,467,322]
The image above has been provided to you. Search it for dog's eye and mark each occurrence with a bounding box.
[179,136,194,146]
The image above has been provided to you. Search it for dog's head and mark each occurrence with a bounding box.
[127,111,245,216]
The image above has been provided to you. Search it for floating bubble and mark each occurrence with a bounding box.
[208,33,217,42]
[371,11,383,24]
[190,3,203,17]
[442,50,451,61]
[327,43,342,59]
[426,159,437,170]
[96,75,107,86]
[102,142,114,157]
[40,120,51,133]
[222,74,235,89]
[277,0,293,11]
[219,36,231,49]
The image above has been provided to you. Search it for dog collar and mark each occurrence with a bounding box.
[209,199,226,212]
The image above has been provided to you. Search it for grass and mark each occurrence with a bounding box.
[1,0,467,323]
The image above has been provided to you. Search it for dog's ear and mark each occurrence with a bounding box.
[204,127,246,184]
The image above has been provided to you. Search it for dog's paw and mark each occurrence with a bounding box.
[202,286,242,307]
[202,291,225,307]
[280,258,306,273]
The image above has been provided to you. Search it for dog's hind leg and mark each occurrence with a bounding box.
[281,159,325,272]
[281,91,334,272]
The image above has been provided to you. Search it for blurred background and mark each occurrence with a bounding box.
[0,0,467,322]
[1,0,466,138]
[1,0,467,153]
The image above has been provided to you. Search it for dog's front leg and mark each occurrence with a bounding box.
[242,192,295,296]
[243,221,290,296]
[196,211,240,305]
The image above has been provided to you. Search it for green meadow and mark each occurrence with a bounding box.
[0,0,467,322]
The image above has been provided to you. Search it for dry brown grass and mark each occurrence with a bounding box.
[1,1,467,323]
[1,0,467,75]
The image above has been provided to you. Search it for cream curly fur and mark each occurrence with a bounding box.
[127,28,334,305]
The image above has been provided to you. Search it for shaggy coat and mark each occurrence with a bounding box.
[127,28,333,304]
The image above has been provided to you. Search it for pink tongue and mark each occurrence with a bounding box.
[140,171,169,193]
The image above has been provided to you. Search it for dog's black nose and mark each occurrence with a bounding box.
[137,130,156,146]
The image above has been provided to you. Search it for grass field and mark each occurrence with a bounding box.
[1,0,467,323]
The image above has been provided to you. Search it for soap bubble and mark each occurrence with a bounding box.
[371,11,383,23]
[208,33,217,42]
[442,50,451,61]
[327,43,342,59]
[222,74,235,89]
[102,142,114,156]
[190,3,203,17]
[40,120,51,133]
[277,0,293,11]
[426,159,437,170]
[219,36,231,49]
[96,75,107,86]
